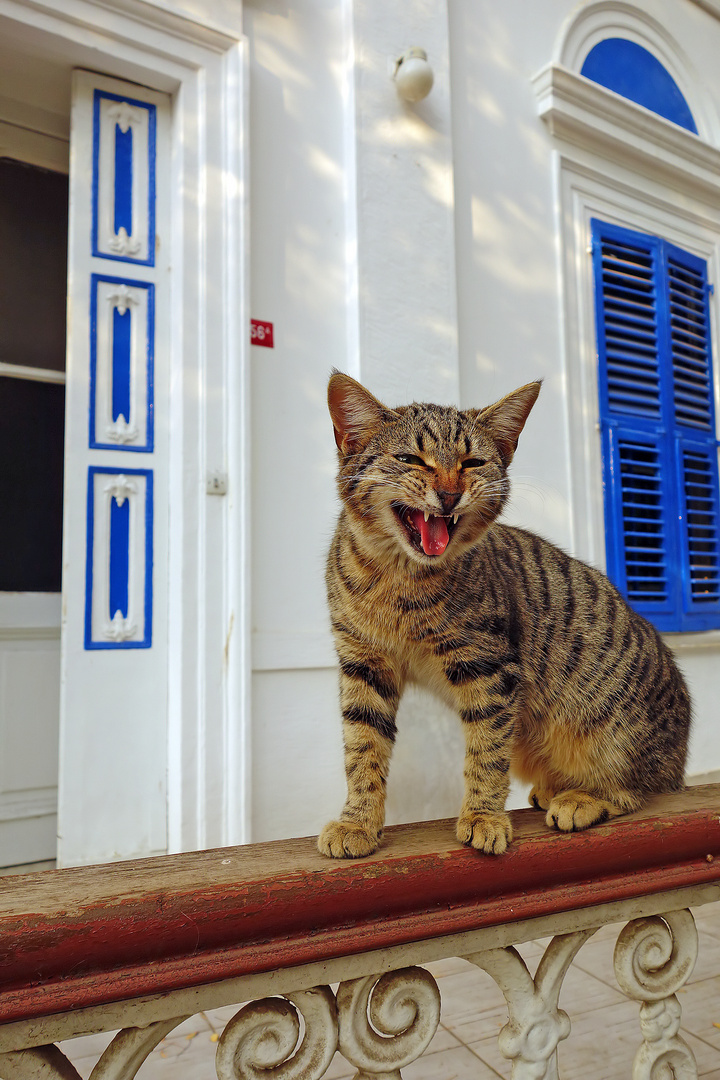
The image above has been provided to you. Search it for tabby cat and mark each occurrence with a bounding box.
[318,372,691,858]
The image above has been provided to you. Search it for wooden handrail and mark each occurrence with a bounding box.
[1,785,719,1025]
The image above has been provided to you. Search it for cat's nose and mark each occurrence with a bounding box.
[437,490,461,513]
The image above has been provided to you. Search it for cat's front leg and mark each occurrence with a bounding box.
[318,655,402,859]
[452,670,519,855]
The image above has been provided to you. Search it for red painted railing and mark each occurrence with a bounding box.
[1,785,719,1026]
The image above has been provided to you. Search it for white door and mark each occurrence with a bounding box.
[0,125,69,867]
[58,71,171,866]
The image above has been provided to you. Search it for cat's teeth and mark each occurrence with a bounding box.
[453,514,459,524]
[423,510,430,522]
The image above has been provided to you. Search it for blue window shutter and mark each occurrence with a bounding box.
[592,219,720,632]
[665,244,720,627]
[601,425,681,629]
[666,247,714,431]
[677,440,720,624]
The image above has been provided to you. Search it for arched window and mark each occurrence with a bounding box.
[581,38,697,133]
[533,6,720,635]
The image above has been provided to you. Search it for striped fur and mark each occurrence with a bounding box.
[318,373,691,858]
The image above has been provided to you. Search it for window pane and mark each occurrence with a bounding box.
[0,376,64,591]
[0,158,68,372]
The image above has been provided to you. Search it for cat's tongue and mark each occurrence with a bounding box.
[409,509,450,556]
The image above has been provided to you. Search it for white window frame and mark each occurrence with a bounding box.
[533,5,720,648]
[0,0,251,860]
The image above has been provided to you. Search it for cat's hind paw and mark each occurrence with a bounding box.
[456,811,512,855]
[529,786,554,811]
[317,820,380,859]
[545,790,621,832]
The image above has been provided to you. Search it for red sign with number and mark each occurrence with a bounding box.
[251,319,274,348]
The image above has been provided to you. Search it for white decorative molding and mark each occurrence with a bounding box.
[0,119,68,173]
[29,0,245,53]
[553,1,716,141]
[91,277,151,450]
[108,284,139,316]
[106,415,139,444]
[94,89,153,263]
[108,226,142,257]
[0,589,61,640]
[106,100,143,134]
[532,64,720,204]
[0,362,65,385]
[0,788,57,824]
[86,468,151,648]
[688,0,720,20]
[104,610,138,642]
[104,475,137,506]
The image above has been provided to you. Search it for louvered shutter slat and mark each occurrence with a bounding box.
[596,232,663,423]
[617,437,669,601]
[668,253,714,432]
[678,442,720,618]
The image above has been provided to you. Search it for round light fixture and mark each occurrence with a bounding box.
[393,48,434,103]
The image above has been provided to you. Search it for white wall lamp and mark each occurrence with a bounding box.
[393,48,434,103]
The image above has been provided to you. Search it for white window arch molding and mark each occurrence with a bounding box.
[530,1,720,647]
[3,0,251,858]
[554,1,716,141]
[532,2,720,199]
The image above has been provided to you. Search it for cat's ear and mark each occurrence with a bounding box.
[328,371,391,454]
[480,381,541,466]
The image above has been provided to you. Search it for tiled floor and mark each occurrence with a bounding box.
[60,904,720,1079]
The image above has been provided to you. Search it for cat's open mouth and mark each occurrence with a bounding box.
[392,504,460,557]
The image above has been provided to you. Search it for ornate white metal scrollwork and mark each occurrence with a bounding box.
[88,1015,189,1080]
[0,1044,82,1079]
[215,985,337,1080]
[0,1017,189,1080]
[336,966,441,1079]
[468,929,596,1080]
[613,910,699,1079]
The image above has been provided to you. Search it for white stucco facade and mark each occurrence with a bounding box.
[1,0,719,866]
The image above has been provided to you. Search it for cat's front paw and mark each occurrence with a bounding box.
[318,820,380,859]
[456,811,512,855]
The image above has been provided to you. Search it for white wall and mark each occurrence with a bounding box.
[245,0,720,843]
[244,0,349,841]
[449,0,574,550]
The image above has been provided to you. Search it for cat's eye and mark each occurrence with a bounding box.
[395,453,426,467]
[460,458,487,469]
